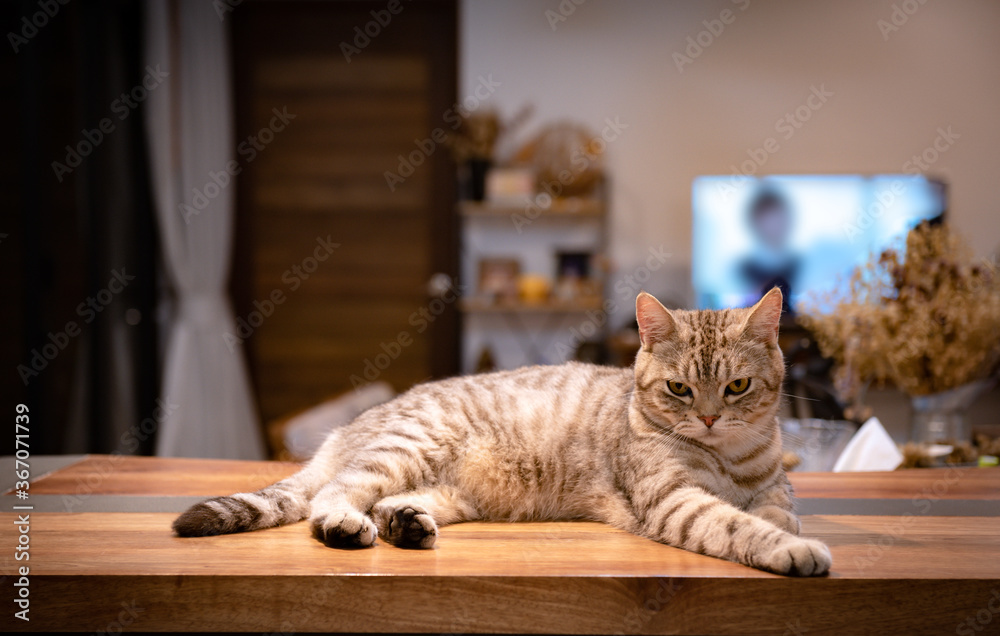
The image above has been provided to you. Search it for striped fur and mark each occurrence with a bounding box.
[174,288,831,576]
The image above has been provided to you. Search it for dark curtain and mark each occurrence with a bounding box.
[3,0,158,456]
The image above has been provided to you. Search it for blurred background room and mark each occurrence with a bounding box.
[4,0,1000,470]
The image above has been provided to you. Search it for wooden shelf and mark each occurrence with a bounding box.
[458,197,605,218]
[5,455,999,633]
[458,191,608,370]
[460,296,605,314]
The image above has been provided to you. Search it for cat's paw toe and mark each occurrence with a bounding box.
[310,512,377,548]
[387,505,437,549]
[761,537,831,576]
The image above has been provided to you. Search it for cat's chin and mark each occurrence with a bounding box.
[673,424,746,452]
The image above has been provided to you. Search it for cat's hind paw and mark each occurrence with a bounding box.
[310,510,378,548]
[758,537,832,576]
[380,505,438,549]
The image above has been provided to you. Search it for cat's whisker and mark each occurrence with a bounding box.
[779,430,808,447]
[780,392,821,402]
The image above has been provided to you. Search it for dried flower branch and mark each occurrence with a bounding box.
[799,222,1000,415]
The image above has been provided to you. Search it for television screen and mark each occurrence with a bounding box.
[692,175,946,311]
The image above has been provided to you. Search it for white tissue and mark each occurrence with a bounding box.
[832,417,903,472]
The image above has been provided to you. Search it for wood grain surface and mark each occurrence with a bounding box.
[789,468,1000,500]
[8,513,999,579]
[24,576,996,635]
[17,455,300,496]
[3,455,999,634]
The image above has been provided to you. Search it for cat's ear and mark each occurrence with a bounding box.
[636,291,676,349]
[743,287,783,344]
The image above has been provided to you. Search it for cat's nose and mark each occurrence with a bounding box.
[698,415,720,428]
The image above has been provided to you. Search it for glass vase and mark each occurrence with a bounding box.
[910,379,993,444]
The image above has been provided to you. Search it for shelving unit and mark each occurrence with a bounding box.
[458,296,605,314]
[458,193,609,372]
[458,198,605,219]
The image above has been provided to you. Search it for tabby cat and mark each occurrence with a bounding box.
[175,287,831,576]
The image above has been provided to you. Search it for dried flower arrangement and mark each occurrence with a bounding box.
[446,106,532,163]
[799,222,1000,420]
[898,433,1000,468]
[447,111,502,163]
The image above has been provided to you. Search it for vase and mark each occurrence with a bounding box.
[909,379,994,444]
[466,158,491,202]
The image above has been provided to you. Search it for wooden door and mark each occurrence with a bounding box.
[231,1,459,425]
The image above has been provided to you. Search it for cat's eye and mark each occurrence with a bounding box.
[726,378,751,395]
[667,381,692,397]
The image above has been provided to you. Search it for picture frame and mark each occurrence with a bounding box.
[478,258,521,301]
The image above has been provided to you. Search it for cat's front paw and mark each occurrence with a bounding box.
[310,510,377,548]
[757,537,831,576]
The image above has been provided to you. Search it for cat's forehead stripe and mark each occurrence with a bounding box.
[659,307,752,384]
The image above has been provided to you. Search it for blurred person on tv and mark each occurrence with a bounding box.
[737,187,798,314]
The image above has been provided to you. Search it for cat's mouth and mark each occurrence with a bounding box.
[689,421,741,447]
[678,421,725,443]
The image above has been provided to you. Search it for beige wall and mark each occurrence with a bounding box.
[460,0,1000,434]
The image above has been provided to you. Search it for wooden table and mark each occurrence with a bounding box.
[2,455,998,634]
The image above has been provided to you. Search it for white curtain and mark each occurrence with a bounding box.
[144,0,265,459]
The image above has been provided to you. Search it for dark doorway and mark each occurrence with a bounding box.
[231,1,460,425]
